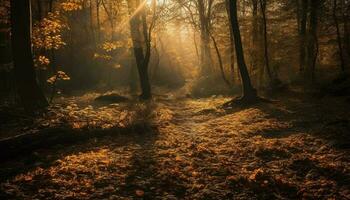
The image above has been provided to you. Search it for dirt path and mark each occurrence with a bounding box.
[1,93,350,199]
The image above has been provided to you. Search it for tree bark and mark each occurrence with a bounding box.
[251,0,258,72]
[128,0,151,100]
[10,0,48,113]
[210,33,230,87]
[228,0,257,99]
[306,0,320,83]
[298,0,308,72]
[226,0,235,84]
[259,0,273,81]
[343,0,350,62]
[198,0,213,75]
[96,0,101,42]
[333,0,345,72]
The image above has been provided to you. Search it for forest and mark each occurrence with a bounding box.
[0,0,350,199]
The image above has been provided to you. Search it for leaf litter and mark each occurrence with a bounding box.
[1,92,350,199]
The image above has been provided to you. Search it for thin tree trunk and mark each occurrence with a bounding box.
[228,0,257,99]
[251,0,258,72]
[96,0,101,42]
[299,0,308,72]
[307,0,320,83]
[101,0,115,40]
[10,0,48,112]
[229,28,235,84]
[89,0,96,46]
[226,0,235,84]
[343,1,350,61]
[259,0,273,81]
[210,33,230,87]
[333,0,345,72]
[193,30,200,64]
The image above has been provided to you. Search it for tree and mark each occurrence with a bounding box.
[177,0,214,75]
[128,0,152,100]
[226,0,235,84]
[259,0,281,87]
[228,0,257,101]
[306,0,320,83]
[297,0,308,73]
[10,0,48,113]
[197,0,214,75]
[333,0,345,72]
[209,32,230,87]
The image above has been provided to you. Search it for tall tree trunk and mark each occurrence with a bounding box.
[101,0,115,40]
[226,0,235,84]
[10,0,48,112]
[306,0,320,83]
[259,0,272,80]
[210,33,230,87]
[96,0,101,42]
[343,0,350,62]
[251,0,258,72]
[333,0,345,72]
[89,0,96,46]
[193,30,200,64]
[128,0,151,100]
[198,0,212,75]
[259,0,280,87]
[298,0,308,72]
[228,0,257,100]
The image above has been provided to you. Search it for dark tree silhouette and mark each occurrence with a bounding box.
[333,0,345,72]
[228,0,257,102]
[128,0,152,100]
[306,0,320,83]
[10,0,48,113]
[298,0,308,73]
[259,0,282,87]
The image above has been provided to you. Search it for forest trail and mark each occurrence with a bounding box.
[1,90,350,199]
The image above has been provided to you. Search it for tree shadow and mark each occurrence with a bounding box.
[289,157,350,187]
[217,89,350,151]
[0,100,188,199]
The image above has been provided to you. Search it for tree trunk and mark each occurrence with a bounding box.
[96,0,101,42]
[210,33,230,87]
[306,0,320,83]
[259,0,273,81]
[101,0,115,40]
[298,0,308,72]
[198,0,212,75]
[251,0,258,72]
[89,0,96,46]
[226,0,235,84]
[343,0,350,62]
[228,0,257,99]
[259,0,280,87]
[193,30,200,64]
[10,0,48,113]
[128,0,151,100]
[333,0,345,72]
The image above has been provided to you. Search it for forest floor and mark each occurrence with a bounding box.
[0,88,350,199]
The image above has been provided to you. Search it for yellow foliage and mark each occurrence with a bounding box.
[33,12,66,50]
[34,55,51,70]
[47,70,71,84]
[60,2,82,12]
[93,53,112,60]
